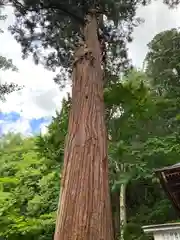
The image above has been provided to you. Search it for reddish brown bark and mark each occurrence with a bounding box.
[54,12,114,240]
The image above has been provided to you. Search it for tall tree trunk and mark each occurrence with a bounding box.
[54,11,114,240]
[120,164,127,240]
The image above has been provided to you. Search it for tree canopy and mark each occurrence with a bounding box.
[6,0,152,84]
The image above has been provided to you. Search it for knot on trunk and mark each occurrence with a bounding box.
[73,44,94,66]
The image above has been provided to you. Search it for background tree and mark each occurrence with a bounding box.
[0,134,60,240]
[144,28,180,152]
[36,97,70,165]
[123,28,180,239]
[145,29,180,96]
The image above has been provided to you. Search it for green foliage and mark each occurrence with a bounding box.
[123,223,149,240]
[0,98,70,239]
[36,97,70,165]
[0,134,59,239]
[145,29,180,96]
[106,67,180,239]
[108,70,157,183]
[127,178,178,225]
[6,0,178,85]
[7,0,152,85]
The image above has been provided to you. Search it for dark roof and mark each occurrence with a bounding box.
[155,163,180,215]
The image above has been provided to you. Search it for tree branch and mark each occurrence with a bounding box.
[6,0,85,24]
[43,2,84,23]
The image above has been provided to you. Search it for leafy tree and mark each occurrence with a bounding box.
[105,69,180,239]
[144,28,180,146]
[145,29,180,96]
[0,133,60,240]
[36,97,70,165]
[124,29,180,238]
[106,70,152,239]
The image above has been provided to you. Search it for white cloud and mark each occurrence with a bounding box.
[128,1,180,67]
[0,86,71,119]
[0,117,32,136]
[0,6,71,121]
[39,121,51,135]
[0,2,180,134]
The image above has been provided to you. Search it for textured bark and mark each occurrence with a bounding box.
[54,12,114,240]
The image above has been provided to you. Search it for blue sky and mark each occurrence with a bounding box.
[30,117,49,134]
[0,3,180,136]
[0,112,51,135]
[0,112,20,122]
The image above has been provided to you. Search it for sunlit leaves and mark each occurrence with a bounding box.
[0,134,60,239]
[145,28,180,97]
